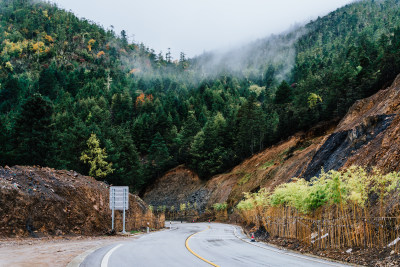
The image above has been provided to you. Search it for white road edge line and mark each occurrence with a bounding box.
[100,244,123,267]
[66,244,106,267]
[231,226,344,267]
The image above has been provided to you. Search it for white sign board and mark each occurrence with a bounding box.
[110,186,129,210]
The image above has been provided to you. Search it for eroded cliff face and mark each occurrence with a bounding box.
[302,114,394,180]
[143,74,400,212]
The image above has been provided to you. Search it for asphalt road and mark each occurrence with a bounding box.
[80,222,348,267]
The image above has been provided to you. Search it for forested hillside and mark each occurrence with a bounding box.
[1,0,400,192]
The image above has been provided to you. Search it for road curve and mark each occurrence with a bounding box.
[80,222,348,267]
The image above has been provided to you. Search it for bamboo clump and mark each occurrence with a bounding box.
[236,166,400,251]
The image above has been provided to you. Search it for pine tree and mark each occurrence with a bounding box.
[120,30,128,46]
[236,95,266,157]
[111,91,132,124]
[189,113,233,178]
[147,132,172,178]
[179,111,200,161]
[264,65,276,88]
[166,48,172,63]
[107,129,143,190]
[12,93,53,166]
[38,66,59,99]
[274,81,292,105]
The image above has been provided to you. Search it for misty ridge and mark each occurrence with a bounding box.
[124,22,307,86]
[190,24,306,82]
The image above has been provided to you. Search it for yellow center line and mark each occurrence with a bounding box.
[185,226,220,267]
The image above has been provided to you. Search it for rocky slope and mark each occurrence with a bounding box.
[0,166,163,237]
[143,74,400,212]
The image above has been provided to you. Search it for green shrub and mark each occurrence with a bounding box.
[212,202,228,211]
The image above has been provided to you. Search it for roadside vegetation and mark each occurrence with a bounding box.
[237,166,400,249]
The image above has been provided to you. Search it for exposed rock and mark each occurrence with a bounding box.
[302,114,394,180]
[142,165,209,211]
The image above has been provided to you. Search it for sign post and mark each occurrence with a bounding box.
[110,186,129,234]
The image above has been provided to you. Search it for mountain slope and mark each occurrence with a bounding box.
[143,73,400,210]
[2,0,400,193]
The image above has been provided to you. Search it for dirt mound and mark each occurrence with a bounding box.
[0,166,162,237]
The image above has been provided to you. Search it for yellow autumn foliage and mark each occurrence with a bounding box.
[87,39,96,51]
[96,51,105,58]
[5,61,13,71]
[44,34,54,43]
[1,39,29,57]
[31,41,46,53]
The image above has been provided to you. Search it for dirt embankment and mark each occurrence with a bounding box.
[0,166,162,237]
[143,74,400,214]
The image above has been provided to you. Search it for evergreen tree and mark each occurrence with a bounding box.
[111,91,132,124]
[274,81,292,105]
[0,76,21,112]
[12,93,53,166]
[38,66,59,99]
[264,65,276,88]
[189,113,233,178]
[120,30,128,46]
[236,95,266,158]
[147,132,172,178]
[179,111,200,161]
[106,129,143,190]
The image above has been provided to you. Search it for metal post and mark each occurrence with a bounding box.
[122,209,126,234]
[318,220,322,249]
[112,208,115,231]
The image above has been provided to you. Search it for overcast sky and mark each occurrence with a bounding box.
[49,0,355,59]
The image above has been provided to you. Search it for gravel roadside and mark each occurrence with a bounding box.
[0,234,141,267]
